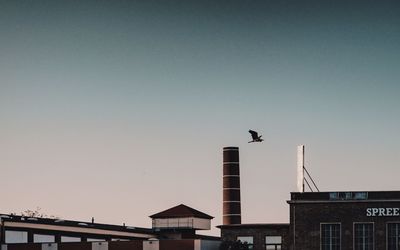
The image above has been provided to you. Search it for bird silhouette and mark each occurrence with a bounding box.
[248,130,264,143]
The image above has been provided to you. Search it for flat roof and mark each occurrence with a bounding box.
[288,191,400,203]
[217,223,289,229]
[0,214,153,235]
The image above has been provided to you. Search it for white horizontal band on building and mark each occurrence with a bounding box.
[223,149,238,151]
[3,222,155,238]
[223,162,239,165]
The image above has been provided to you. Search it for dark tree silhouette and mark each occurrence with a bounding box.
[19,207,59,219]
[220,240,250,250]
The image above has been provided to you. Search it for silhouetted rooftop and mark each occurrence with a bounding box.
[149,204,214,219]
[289,191,400,203]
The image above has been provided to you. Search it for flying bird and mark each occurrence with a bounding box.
[248,130,264,143]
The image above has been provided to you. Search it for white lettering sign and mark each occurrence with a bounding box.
[366,208,400,217]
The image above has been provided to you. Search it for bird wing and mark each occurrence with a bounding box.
[248,130,258,139]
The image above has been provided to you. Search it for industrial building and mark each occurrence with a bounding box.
[219,146,400,250]
[2,146,400,250]
[289,191,400,250]
[0,204,220,250]
[219,190,400,250]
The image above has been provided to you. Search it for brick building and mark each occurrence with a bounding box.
[219,190,400,250]
[290,191,400,250]
[219,146,400,250]
[218,224,289,250]
[0,204,220,250]
[3,147,400,250]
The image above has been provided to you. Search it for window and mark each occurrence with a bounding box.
[34,234,55,243]
[388,223,400,250]
[329,192,368,200]
[237,236,254,249]
[265,236,282,250]
[5,230,28,244]
[354,223,373,250]
[329,193,339,200]
[354,192,368,200]
[321,223,341,250]
[88,238,106,242]
[345,192,353,199]
[61,236,81,242]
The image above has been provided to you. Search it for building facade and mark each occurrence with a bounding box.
[0,204,220,250]
[290,191,400,250]
[218,146,400,250]
[3,147,400,250]
[218,223,289,250]
[219,191,400,250]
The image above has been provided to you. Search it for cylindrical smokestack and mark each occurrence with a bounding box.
[223,147,241,225]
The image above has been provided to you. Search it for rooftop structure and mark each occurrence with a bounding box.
[150,204,214,239]
[0,204,220,250]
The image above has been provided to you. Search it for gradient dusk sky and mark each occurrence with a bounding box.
[1,1,400,235]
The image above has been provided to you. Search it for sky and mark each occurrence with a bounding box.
[1,0,400,236]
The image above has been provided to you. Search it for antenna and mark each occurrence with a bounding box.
[297,145,319,192]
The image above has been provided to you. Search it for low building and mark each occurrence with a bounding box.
[218,223,289,250]
[0,204,220,250]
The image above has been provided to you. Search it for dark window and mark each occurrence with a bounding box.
[237,236,253,250]
[345,192,352,199]
[329,193,339,200]
[321,223,340,250]
[329,192,350,200]
[388,223,400,250]
[354,192,368,200]
[265,236,282,250]
[329,192,368,200]
[354,223,373,250]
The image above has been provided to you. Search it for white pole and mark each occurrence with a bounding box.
[297,145,305,192]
